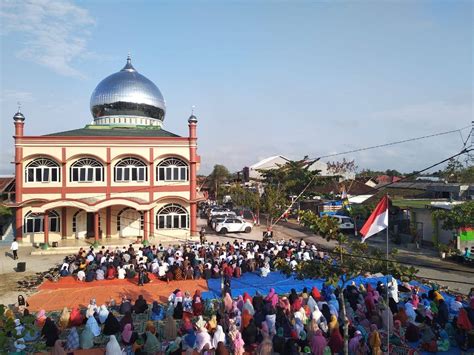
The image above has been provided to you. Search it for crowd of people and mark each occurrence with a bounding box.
[58,238,329,284]
[5,278,474,354]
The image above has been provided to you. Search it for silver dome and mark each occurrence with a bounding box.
[90,56,166,123]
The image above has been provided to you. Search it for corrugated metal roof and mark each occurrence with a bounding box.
[44,126,180,137]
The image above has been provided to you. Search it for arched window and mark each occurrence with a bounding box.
[117,208,144,231]
[157,158,188,181]
[70,158,104,182]
[25,158,60,183]
[114,157,147,182]
[156,203,189,229]
[24,210,60,233]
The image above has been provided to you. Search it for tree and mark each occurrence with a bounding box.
[281,210,417,355]
[227,184,261,217]
[433,201,474,231]
[440,158,474,183]
[208,164,231,201]
[261,185,287,226]
[326,158,357,179]
[259,156,321,197]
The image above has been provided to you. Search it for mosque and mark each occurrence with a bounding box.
[11,56,201,246]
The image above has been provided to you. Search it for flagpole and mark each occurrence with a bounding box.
[386,194,390,353]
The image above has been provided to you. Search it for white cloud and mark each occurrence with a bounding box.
[0,89,34,103]
[0,0,95,78]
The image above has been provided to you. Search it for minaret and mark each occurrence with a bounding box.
[13,107,25,241]
[188,112,198,236]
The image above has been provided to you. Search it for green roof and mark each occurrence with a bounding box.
[44,125,180,138]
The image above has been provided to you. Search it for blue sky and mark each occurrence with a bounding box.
[1,0,472,175]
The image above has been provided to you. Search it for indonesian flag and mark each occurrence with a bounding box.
[360,195,389,242]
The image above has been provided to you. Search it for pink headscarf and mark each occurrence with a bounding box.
[411,294,420,309]
[224,293,233,313]
[311,330,327,355]
[265,288,275,302]
[122,323,132,343]
[233,331,245,351]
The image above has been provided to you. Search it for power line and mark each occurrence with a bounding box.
[310,125,471,161]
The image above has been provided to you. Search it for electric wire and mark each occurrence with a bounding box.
[309,125,471,161]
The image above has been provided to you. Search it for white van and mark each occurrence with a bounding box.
[332,215,355,231]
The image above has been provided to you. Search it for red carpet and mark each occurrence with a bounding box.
[28,276,208,312]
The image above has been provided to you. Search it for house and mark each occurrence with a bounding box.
[245,155,356,181]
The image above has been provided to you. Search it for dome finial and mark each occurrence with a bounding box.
[188,105,198,124]
[13,102,25,122]
[122,53,135,72]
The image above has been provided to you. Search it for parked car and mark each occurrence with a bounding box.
[215,218,253,234]
[209,213,237,229]
[332,215,355,231]
[208,207,231,217]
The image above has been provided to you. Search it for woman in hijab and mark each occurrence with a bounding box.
[224,292,233,313]
[41,317,59,347]
[164,314,178,341]
[241,309,252,330]
[106,334,122,355]
[69,307,84,327]
[349,330,363,354]
[120,311,133,331]
[66,327,80,351]
[310,329,327,355]
[86,315,101,337]
[328,327,344,354]
[51,339,66,355]
[196,327,212,352]
[369,324,382,355]
[80,326,95,349]
[242,298,255,316]
[103,312,121,335]
[321,304,332,325]
[212,325,226,348]
[98,304,109,324]
[173,301,184,319]
[35,309,47,328]
[242,317,257,346]
[86,298,98,318]
[192,290,204,316]
[133,295,148,314]
[328,314,339,334]
[150,301,164,321]
[58,307,70,329]
[121,323,136,346]
[233,330,245,355]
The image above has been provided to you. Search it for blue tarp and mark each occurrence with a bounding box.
[202,271,392,300]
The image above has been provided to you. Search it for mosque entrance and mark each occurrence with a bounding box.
[74,211,88,239]
[119,209,142,238]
